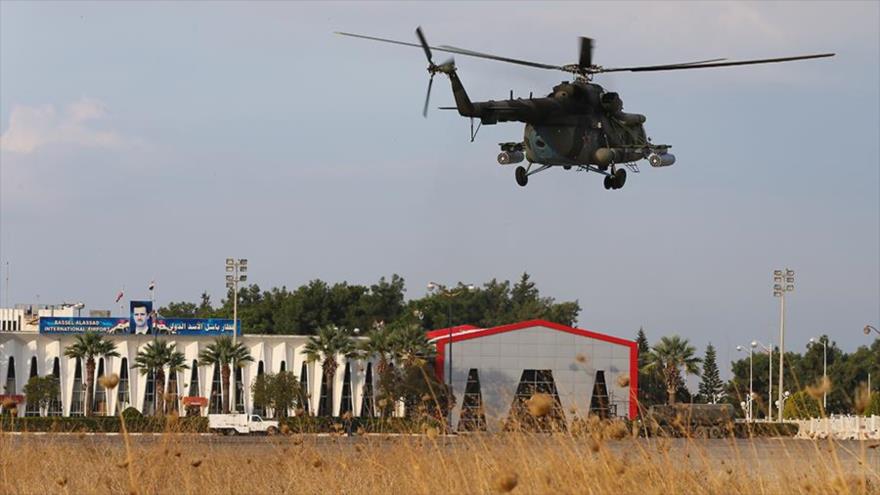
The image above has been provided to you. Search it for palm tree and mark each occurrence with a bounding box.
[133,340,182,416]
[390,322,436,369]
[303,325,358,416]
[644,336,702,405]
[198,336,253,414]
[360,323,398,417]
[359,323,395,377]
[63,333,119,416]
[165,350,189,414]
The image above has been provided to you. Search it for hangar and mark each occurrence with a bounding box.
[430,320,637,431]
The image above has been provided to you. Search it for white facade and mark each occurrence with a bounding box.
[0,332,377,418]
[1,318,636,428]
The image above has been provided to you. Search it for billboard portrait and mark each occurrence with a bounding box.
[130,300,153,335]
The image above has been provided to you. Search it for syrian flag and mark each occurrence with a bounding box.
[148,280,155,292]
[115,290,124,303]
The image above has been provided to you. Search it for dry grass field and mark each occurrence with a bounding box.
[1,428,879,495]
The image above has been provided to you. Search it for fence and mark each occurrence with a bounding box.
[792,415,880,440]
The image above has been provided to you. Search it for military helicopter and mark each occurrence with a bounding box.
[338,28,833,189]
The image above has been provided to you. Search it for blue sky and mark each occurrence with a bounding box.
[1,1,878,370]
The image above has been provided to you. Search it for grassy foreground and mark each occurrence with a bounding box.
[1,429,878,494]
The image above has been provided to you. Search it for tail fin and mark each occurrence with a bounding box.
[447,70,477,117]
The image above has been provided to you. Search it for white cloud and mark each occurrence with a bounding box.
[0,97,128,153]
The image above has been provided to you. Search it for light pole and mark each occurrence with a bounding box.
[752,341,773,420]
[427,281,474,431]
[775,390,791,417]
[773,268,794,422]
[225,258,247,413]
[808,336,828,410]
[736,344,754,422]
[864,326,877,392]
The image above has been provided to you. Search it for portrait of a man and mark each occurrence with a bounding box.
[130,300,153,335]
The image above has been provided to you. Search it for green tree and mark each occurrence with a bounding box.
[63,332,119,417]
[158,301,197,318]
[636,327,665,408]
[783,390,821,419]
[644,336,701,405]
[698,344,724,404]
[359,323,398,417]
[198,336,254,414]
[23,375,60,417]
[133,340,187,416]
[390,322,436,369]
[866,392,880,416]
[251,371,303,419]
[303,325,358,416]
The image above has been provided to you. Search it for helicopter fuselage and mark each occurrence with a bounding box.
[447,72,667,172]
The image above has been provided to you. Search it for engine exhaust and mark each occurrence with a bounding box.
[648,153,675,167]
[497,151,524,165]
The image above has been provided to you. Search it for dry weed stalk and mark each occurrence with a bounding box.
[1,416,878,494]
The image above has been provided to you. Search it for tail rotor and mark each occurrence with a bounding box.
[416,26,454,117]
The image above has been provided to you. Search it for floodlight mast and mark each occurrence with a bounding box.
[226,258,248,413]
[772,269,794,421]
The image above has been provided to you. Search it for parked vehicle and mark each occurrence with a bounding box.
[646,404,735,438]
[208,414,279,435]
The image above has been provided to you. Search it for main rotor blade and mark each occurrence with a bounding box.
[600,53,835,73]
[423,74,434,118]
[415,26,433,64]
[578,37,593,70]
[335,32,564,71]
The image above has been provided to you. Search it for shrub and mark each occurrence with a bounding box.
[0,416,207,433]
[866,392,880,416]
[783,391,821,419]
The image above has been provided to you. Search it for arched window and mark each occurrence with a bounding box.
[209,363,222,414]
[299,362,310,415]
[504,369,565,432]
[253,361,265,417]
[93,358,107,415]
[339,363,353,416]
[279,360,286,372]
[48,358,62,416]
[458,368,486,432]
[317,366,332,417]
[588,370,610,419]
[185,360,201,417]
[234,366,244,413]
[116,358,131,415]
[188,360,200,397]
[360,362,375,418]
[5,356,15,395]
[70,358,84,416]
[24,357,40,417]
[142,369,156,416]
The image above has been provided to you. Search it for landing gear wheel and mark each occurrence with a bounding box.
[603,176,612,190]
[515,166,528,187]
[612,168,627,189]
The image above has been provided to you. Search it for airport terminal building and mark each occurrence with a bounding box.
[0,305,636,430]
